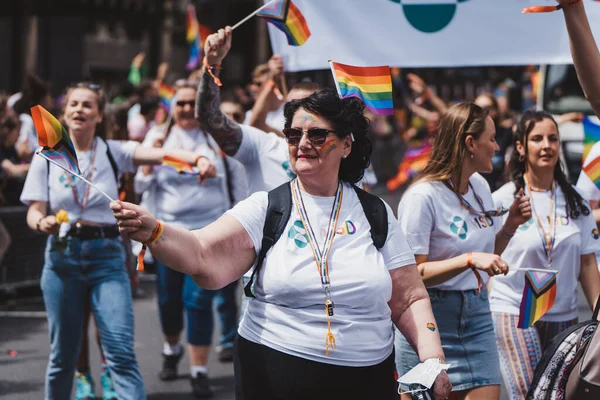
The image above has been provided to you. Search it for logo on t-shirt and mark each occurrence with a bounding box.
[450,216,468,240]
[336,220,357,236]
[519,218,535,232]
[592,228,599,240]
[288,220,309,248]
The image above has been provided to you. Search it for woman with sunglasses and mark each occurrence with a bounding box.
[395,103,531,400]
[110,86,452,399]
[489,110,600,399]
[20,82,216,400]
[135,80,248,398]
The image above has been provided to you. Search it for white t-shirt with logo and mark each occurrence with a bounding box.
[134,126,248,230]
[398,173,501,291]
[234,125,294,194]
[226,182,416,367]
[20,138,138,224]
[576,140,600,202]
[490,181,600,321]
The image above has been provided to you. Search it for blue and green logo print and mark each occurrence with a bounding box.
[288,220,309,248]
[450,216,468,240]
[389,0,470,33]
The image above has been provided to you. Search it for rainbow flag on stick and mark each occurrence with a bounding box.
[257,0,311,46]
[329,61,394,116]
[186,5,203,70]
[583,116,600,162]
[518,270,557,329]
[161,155,196,175]
[387,143,432,191]
[583,155,600,189]
[158,82,176,112]
[31,105,80,174]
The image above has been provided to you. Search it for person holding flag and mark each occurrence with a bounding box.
[396,103,531,400]
[134,79,248,398]
[490,110,600,399]
[19,82,216,400]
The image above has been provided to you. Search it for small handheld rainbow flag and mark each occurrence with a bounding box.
[257,0,311,46]
[583,154,600,189]
[31,105,80,174]
[186,5,202,70]
[329,61,394,116]
[158,82,176,112]
[518,270,557,329]
[387,143,432,191]
[161,155,196,175]
[583,116,600,162]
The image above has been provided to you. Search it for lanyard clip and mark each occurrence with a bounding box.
[324,285,334,316]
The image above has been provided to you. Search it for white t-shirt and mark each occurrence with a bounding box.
[398,173,501,291]
[244,104,286,132]
[490,182,600,321]
[20,138,138,224]
[134,125,248,230]
[576,140,600,202]
[234,124,294,194]
[226,182,416,366]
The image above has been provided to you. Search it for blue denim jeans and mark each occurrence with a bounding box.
[41,236,145,400]
[155,261,238,346]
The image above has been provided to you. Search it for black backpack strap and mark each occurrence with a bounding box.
[221,154,235,205]
[244,182,292,298]
[352,185,388,249]
[99,137,119,183]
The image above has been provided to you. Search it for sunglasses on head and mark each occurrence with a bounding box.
[73,82,102,91]
[282,127,336,146]
[176,100,195,108]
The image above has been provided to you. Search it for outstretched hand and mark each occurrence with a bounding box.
[110,201,157,243]
[204,27,232,66]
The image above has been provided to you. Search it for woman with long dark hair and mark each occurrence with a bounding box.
[490,110,600,399]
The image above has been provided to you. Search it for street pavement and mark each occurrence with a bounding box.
[0,278,595,400]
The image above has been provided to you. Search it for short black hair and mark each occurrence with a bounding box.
[284,88,372,184]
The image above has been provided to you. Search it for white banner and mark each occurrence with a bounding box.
[266,0,600,71]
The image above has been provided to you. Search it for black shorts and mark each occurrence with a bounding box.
[234,334,397,400]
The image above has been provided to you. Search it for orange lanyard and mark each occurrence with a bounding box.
[65,139,98,212]
[524,176,556,267]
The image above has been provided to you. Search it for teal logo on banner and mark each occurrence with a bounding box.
[389,0,471,33]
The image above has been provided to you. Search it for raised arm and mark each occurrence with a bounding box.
[111,200,255,290]
[195,26,244,156]
[562,0,600,117]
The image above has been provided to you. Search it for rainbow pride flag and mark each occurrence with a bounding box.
[518,270,557,329]
[329,61,394,116]
[158,82,176,112]
[31,105,80,174]
[387,143,432,191]
[583,116,600,162]
[583,154,600,189]
[257,0,311,46]
[186,5,203,70]
[161,155,196,175]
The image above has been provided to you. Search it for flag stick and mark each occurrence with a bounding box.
[36,151,115,202]
[511,267,559,274]
[280,75,288,99]
[231,0,278,30]
[328,60,343,98]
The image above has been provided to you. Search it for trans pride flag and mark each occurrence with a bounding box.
[518,270,557,329]
[31,105,80,174]
[257,0,311,46]
[329,61,394,116]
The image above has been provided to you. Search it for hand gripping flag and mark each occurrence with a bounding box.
[518,270,557,329]
[31,105,80,174]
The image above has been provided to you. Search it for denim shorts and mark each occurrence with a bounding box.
[395,288,501,392]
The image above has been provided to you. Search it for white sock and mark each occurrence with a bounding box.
[163,342,182,356]
[191,365,208,377]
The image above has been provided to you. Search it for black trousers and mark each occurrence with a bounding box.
[234,335,397,400]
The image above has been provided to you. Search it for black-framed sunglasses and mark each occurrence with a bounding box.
[176,100,195,108]
[282,128,336,146]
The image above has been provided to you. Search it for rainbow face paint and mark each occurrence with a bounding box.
[321,139,337,155]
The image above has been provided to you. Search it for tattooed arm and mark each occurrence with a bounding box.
[195,26,243,157]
